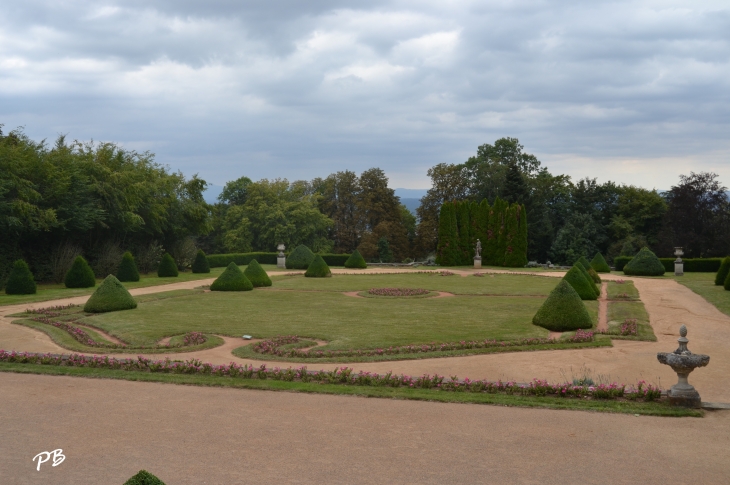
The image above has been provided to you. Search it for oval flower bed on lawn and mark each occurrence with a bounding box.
[368,287,430,297]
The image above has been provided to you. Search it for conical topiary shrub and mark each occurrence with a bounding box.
[157,253,179,277]
[191,249,210,274]
[244,259,272,287]
[532,280,594,331]
[285,244,315,269]
[65,255,96,288]
[576,256,592,272]
[210,262,253,291]
[562,266,598,300]
[117,251,140,282]
[123,470,166,485]
[623,247,665,276]
[573,261,599,296]
[344,250,367,269]
[587,267,602,285]
[4,259,36,295]
[591,252,611,273]
[715,256,730,286]
[305,255,332,278]
[84,274,137,313]
[724,271,730,291]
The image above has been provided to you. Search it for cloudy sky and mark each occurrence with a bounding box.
[2,0,729,191]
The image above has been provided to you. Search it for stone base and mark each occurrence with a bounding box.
[675,262,684,276]
[667,387,701,408]
[277,257,286,269]
[474,257,482,269]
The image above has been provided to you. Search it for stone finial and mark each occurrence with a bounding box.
[679,324,687,337]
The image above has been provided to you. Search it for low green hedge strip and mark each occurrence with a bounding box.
[615,256,723,272]
[206,252,351,268]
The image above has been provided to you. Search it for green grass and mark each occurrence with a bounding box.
[606,301,656,341]
[0,363,701,417]
[606,280,640,300]
[672,273,730,318]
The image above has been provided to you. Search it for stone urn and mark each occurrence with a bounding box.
[657,325,709,408]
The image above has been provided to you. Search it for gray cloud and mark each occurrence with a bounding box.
[1,0,729,189]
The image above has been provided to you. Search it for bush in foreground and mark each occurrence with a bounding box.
[116,251,140,282]
[4,260,36,295]
[157,253,179,277]
[715,256,730,286]
[344,249,367,269]
[210,262,253,291]
[533,280,594,331]
[191,249,210,274]
[243,259,272,287]
[64,256,96,288]
[305,255,332,278]
[123,470,166,485]
[83,274,138,313]
[285,245,315,269]
[563,266,597,300]
[591,252,611,273]
[623,247,665,276]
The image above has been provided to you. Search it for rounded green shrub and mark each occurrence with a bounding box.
[591,252,611,273]
[285,245,315,269]
[64,256,96,288]
[344,249,367,269]
[123,470,166,485]
[305,254,332,278]
[563,266,597,300]
[157,252,179,277]
[210,262,253,291]
[4,259,36,295]
[532,280,594,331]
[714,256,730,286]
[84,274,138,313]
[191,249,210,274]
[623,247,665,276]
[116,251,140,282]
[244,259,272,287]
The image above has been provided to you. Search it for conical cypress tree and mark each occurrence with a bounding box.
[84,275,137,313]
[563,266,598,300]
[157,253,179,277]
[116,251,140,282]
[504,204,524,267]
[436,202,459,266]
[210,262,253,291]
[515,204,528,267]
[623,247,665,276]
[533,280,593,331]
[191,249,210,274]
[591,252,611,273]
[714,256,730,286]
[344,249,367,269]
[484,204,498,266]
[457,201,472,265]
[4,259,36,295]
[244,259,272,287]
[493,197,509,266]
[65,256,96,288]
[305,254,332,277]
[472,199,490,252]
[123,470,166,485]
[285,245,315,269]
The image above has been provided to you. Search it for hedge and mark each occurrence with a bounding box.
[4,259,36,295]
[715,257,730,286]
[532,280,594,331]
[206,252,351,268]
[116,251,140,282]
[84,275,137,313]
[614,256,632,272]
[615,256,723,273]
[64,256,96,288]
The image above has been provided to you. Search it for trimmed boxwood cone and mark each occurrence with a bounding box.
[715,256,730,286]
[210,262,253,291]
[4,259,37,295]
[157,253,179,277]
[344,249,367,269]
[623,247,665,276]
[84,274,137,313]
[123,470,166,485]
[563,266,598,300]
[191,249,210,274]
[116,251,140,282]
[244,259,272,287]
[724,271,730,291]
[591,252,611,273]
[64,255,96,288]
[573,261,599,296]
[285,244,315,269]
[533,280,594,331]
[576,256,592,272]
[305,255,332,278]
[587,267,602,285]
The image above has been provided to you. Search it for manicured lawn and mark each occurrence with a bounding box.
[606,280,640,300]
[672,273,730,318]
[606,301,656,341]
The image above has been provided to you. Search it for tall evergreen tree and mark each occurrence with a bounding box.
[493,197,509,266]
[502,162,530,205]
[436,203,459,265]
[457,201,472,264]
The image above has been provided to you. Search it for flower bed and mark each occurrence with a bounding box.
[251,331,595,359]
[599,319,639,337]
[367,288,430,297]
[0,350,662,401]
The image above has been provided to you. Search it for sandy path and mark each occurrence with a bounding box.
[2,272,730,402]
[2,372,730,485]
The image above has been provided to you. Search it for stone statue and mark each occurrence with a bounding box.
[475,239,482,258]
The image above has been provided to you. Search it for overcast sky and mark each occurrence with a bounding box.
[2,1,729,190]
